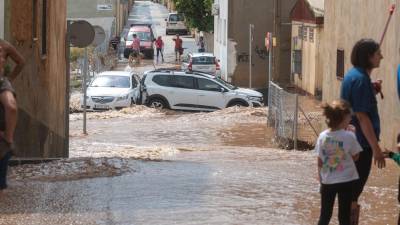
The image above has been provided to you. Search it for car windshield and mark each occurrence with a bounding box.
[192,56,215,65]
[127,32,151,41]
[214,77,237,90]
[90,76,130,88]
[169,14,184,22]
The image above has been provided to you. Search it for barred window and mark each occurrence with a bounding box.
[302,27,307,41]
[293,50,302,76]
[337,49,345,79]
[298,26,302,40]
[309,28,314,43]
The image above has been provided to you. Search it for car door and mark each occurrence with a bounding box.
[131,74,140,103]
[170,75,200,110]
[195,78,227,110]
[150,75,176,105]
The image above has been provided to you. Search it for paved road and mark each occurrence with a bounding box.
[0,2,398,225]
[117,1,197,73]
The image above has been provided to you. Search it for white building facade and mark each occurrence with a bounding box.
[213,0,230,81]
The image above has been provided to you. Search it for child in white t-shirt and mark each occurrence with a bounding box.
[315,100,363,225]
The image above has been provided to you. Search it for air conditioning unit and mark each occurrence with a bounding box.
[212,3,220,16]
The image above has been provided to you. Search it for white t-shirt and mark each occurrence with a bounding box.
[315,129,363,185]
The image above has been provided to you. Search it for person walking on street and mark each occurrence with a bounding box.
[129,33,141,65]
[197,36,205,53]
[316,100,363,225]
[0,39,25,197]
[155,36,164,63]
[340,39,386,225]
[110,36,120,51]
[173,34,183,62]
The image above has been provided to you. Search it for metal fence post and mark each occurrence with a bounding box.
[293,94,299,150]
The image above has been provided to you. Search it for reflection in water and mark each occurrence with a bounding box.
[1,148,398,225]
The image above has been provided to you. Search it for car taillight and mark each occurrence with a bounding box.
[215,59,220,70]
[188,59,193,71]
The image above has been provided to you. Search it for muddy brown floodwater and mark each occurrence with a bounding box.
[0,106,398,225]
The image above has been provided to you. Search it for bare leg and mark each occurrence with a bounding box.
[0,91,17,143]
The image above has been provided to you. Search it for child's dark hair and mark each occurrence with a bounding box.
[321,100,352,129]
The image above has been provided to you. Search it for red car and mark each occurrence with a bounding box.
[125,24,155,59]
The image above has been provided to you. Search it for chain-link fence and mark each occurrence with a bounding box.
[268,82,322,150]
[267,82,299,149]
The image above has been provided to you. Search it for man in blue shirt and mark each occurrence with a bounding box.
[340,39,386,224]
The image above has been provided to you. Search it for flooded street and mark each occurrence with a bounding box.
[1,106,399,225]
[1,1,399,225]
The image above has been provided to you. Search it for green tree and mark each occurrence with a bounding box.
[173,0,213,32]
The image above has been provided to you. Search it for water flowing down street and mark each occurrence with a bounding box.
[0,1,399,225]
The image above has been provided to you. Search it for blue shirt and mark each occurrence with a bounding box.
[340,67,380,148]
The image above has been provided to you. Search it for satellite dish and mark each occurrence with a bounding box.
[91,26,106,47]
[68,20,95,48]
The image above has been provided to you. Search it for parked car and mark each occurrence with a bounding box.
[125,24,155,59]
[141,69,263,111]
[181,53,221,77]
[165,13,189,35]
[81,71,141,111]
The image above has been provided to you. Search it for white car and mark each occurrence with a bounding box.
[141,69,263,111]
[81,71,141,111]
[165,13,189,35]
[181,53,221,77]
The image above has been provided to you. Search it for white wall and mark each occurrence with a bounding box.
[0,0,4,38]
[213,0,229,81]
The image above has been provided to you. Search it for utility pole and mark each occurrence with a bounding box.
[272,0,280,83]
[249,24,254,88]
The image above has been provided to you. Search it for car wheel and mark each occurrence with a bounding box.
[148,98,166,109]
[228,101,248,107]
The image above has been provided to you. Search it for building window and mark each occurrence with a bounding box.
[41,0,47,56]
[223,19,226,45]
[302,27,307,41]
[33,0,38,41]
[293,50,302,76]
[336,49,345,79]
[298,26,302,40]
[309,28,314,43]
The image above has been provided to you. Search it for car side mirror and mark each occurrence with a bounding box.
[220,88,225,93]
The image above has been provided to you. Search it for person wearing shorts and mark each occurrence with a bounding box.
[173,34,183,62]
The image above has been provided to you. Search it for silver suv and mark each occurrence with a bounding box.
[141,69,263,111]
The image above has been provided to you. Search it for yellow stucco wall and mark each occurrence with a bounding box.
[291,21,323,96]
[322,0,400,149]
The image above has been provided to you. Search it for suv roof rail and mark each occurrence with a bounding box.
[148,68,215,78]
[186,70,214,77]
[130,23,152,28]
[151,68,183,73]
